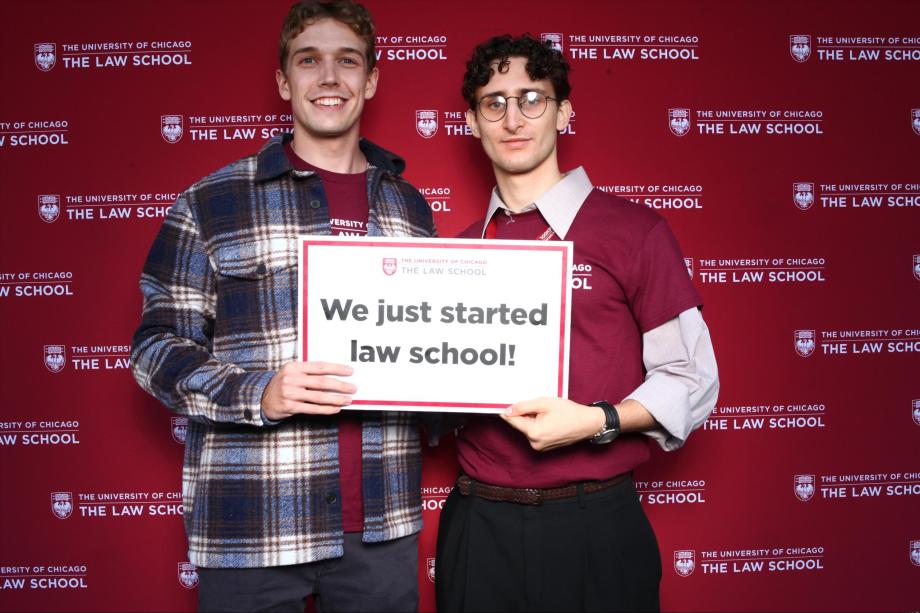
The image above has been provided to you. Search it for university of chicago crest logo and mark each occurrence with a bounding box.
[912,399,920,426]
[794,330,815,358]
[38,194,61,223]
[910,540,920,567]
[913,255,920,281]
[668,108,690,137]
[790,35,811,62]
[178,563,199,589]
[684,258,693,279]
[541,33,563,54]
[382,258,397,276]
[793,182,815,211]
[416,110,437,138]
[912,109,920,136]
[171,417,188,444]
[35,43,56,71]
[161,115,183,144]
[44,345,66,373]
[794,474,815,502]
[674,550,695,577]
[427,558,436,583]
[51,492,73,519]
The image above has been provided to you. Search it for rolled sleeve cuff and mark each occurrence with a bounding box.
[626,376,691,451]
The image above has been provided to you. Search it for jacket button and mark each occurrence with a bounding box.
[243,409,253,420]
[326,492,337,504]
[309,200,321,209]
[255,263,267,275]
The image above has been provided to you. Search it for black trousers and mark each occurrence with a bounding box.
[435,477,661,612]
[197,532,418,612]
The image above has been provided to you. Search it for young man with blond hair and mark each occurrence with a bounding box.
[435,35,718,612]
[131,1,434,610]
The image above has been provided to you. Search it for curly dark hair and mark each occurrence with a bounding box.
[461,34,570,110]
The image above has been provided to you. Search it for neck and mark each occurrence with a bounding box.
[493,152,563,212]
[290,125,366,174]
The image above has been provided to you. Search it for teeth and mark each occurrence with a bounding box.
[314,98,343,107]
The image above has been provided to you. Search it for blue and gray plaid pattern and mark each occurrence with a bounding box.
[131,134,435,567]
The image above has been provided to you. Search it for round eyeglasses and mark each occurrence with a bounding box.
[477,91,558,122]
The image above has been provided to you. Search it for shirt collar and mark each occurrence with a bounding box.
[479,167,594,239]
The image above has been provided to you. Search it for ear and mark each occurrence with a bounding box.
[364,66,379,100]
[555,99,573,132]
[276,68,291,102]
[465,109,481,139]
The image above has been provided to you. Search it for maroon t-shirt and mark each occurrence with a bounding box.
[456,189,702,487]
[286,142,366,532]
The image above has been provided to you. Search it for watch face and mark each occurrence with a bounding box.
[591,429,619,444]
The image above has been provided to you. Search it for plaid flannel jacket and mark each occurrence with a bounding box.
[131,134,436,568]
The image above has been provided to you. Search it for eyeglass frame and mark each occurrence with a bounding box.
[474,91,560,122]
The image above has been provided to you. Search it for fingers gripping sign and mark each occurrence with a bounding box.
[260,361,356,421]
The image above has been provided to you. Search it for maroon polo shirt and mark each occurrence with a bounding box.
[286,142,366,532]
[456,189,701,488]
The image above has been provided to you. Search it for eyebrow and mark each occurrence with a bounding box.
[290,46,365,58]
[481,87,549,98]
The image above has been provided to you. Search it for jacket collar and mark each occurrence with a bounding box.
[255,132,407,182]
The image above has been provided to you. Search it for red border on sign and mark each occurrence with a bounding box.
[302,239,569,411]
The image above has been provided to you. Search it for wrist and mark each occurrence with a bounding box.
[589,400,621,445]
[588,405,606,438]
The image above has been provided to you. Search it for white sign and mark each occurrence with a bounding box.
[299,236,572,413]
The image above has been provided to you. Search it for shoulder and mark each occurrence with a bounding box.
[576,189,665,236]
[182,149,263,204]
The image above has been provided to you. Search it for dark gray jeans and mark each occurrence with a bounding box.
[197,532,419,612]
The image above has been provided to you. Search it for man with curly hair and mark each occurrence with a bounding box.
[131,1,434,611]
[434,35,719,612]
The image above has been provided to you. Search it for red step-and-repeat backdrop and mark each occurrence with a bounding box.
[1,0,918,611]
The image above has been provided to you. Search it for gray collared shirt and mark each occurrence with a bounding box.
[478,167,719,450]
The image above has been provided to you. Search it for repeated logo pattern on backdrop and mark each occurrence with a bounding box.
[1,1,917,612]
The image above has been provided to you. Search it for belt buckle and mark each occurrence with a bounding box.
[524,488,543,505]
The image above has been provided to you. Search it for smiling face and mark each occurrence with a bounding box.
[466,56,571,181]
[276,18,378,145]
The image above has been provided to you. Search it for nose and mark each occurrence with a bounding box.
[319,59,339,86]
[502,101,524,131]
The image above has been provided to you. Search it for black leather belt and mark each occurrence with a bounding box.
[456,472,630,506]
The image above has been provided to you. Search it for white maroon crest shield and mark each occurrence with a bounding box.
[416,110,437,138]
[673,550,695,577]
[794,474,815,502]
[171,417,188,444]
[794,330,815,358]
[541,33,563,54]
[913,255,920,281]
[161,115,183,144]
[34,43,56,71]
[427,558,436,583]
[789,35,811,63]
[51,492,73,519]
[382,258,397,276]
[668,108,690,137]
[38,194,61,223]
[911,541,920,567]
[684,258,693,279]
[793,182,815,211]
[178,562,199,589]
[44,344,66,373]
[912,109,920,136]
[912,399,920,426]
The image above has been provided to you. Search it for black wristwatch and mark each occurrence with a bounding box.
[589,401,620,445]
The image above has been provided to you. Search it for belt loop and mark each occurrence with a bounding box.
[576,482,586,509]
